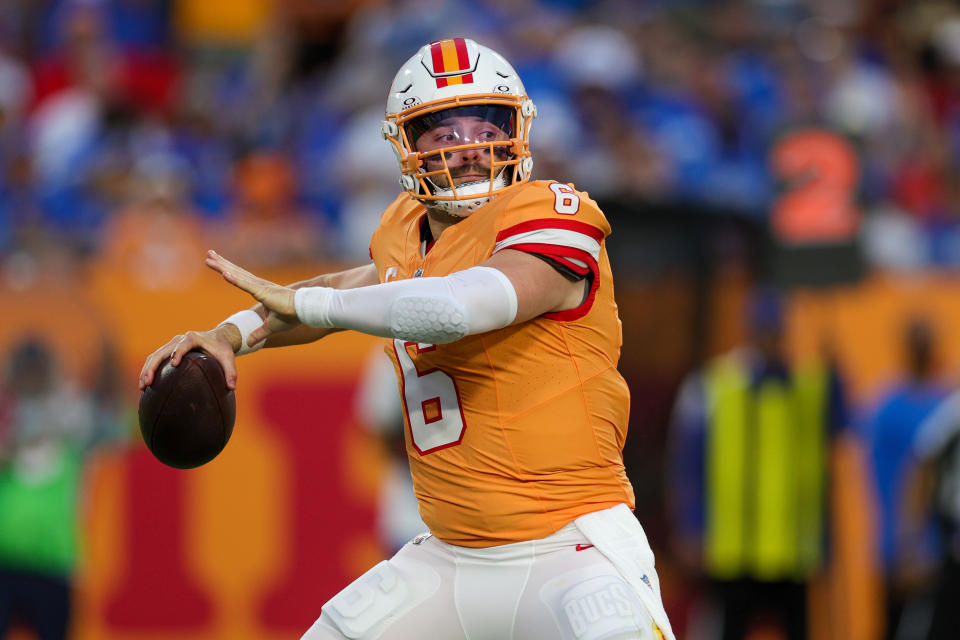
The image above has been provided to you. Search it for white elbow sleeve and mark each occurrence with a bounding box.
[293,266,518,344]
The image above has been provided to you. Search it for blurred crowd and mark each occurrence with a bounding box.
[4,1,960,638]
[0,0,958,270]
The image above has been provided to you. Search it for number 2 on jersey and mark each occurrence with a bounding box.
[393,339,466,454]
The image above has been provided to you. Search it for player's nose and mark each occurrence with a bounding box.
[449,145,485,165]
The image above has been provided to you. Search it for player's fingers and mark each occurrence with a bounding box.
[248,322,271,345]
[207,259,271,303]
[205,249,239,275]
[205,251,260,287]
[219,269,261,299]
[139,336,182,389]
[170,332,201,367]
[139,354,158,389]
[208,343,238,390]
[205,249,241,272]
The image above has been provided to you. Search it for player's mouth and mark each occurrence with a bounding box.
[451,166,489,185]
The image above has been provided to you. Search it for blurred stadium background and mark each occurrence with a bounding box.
[2,0,960,638]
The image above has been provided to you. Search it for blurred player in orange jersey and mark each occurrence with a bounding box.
[139,38,673,640]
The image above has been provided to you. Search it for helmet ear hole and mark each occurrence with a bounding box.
[381,121,399,138]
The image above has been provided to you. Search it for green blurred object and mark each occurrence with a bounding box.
[0,444,83,574]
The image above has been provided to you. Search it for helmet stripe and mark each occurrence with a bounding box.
[430,41,446,74]
[430,38,475,88]
[453,38,470,70]
[440,39,460,73]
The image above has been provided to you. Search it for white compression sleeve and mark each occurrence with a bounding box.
[293,266,519,344]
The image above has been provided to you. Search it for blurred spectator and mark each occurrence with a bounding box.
[668,289,848,640]
[25,0,180,254]
[1,0,959,269]
[862,317,948,640]
[335,106,406,261]
[97,150,208,288]
[0,336,127,640]
[209,149,327,267]
[900,346,960,640]
[550,24,673,201]
[174,0,271,51]
[353,349,427,554]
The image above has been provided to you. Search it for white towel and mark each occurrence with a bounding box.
[575,504,676,640]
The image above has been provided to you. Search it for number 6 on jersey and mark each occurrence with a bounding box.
[393,339,466,454]
[549,182,581,215]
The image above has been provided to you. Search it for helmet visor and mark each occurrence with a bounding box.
[406,105,516,152]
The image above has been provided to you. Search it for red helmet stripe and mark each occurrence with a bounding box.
[430,41,446,74]
[454,38,470,70]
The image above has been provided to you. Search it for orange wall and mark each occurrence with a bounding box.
[788,273,960,403]
[7,261,960,639]
[6,261,388,640]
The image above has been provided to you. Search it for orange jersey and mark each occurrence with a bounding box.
[369,180,634,547]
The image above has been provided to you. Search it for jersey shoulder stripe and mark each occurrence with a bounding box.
[495,219,604,262]
[496,217,606,243]
[488,182,610,322]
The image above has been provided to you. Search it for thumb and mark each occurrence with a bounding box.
[248,322,272,345]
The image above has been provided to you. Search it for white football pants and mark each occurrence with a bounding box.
[302,503,674,640]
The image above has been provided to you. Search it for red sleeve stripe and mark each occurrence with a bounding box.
[496,218,606,244]
[495,227,602,261]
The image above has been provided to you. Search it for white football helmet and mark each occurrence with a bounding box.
[382,38,537,215]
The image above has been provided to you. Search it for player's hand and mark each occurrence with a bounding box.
[139,324,240,390]
[205,251,299,323]
[248,310,297,345]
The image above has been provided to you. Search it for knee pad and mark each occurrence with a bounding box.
[552,574,660,640]
[319,561,410,639]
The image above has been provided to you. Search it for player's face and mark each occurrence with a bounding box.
[414,116,510,187]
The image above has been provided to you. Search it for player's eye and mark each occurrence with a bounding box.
[429,128,456,143]
[485,123,508,137]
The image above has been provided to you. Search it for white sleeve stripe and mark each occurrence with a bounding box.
[916,392,960,458]
[494,228,602,261]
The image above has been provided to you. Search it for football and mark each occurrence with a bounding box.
[138,350,236,469]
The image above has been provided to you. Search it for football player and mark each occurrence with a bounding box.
[140,38,674,640]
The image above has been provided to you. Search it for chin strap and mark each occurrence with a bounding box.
[425,169,509,215]
[293,266,519,344]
